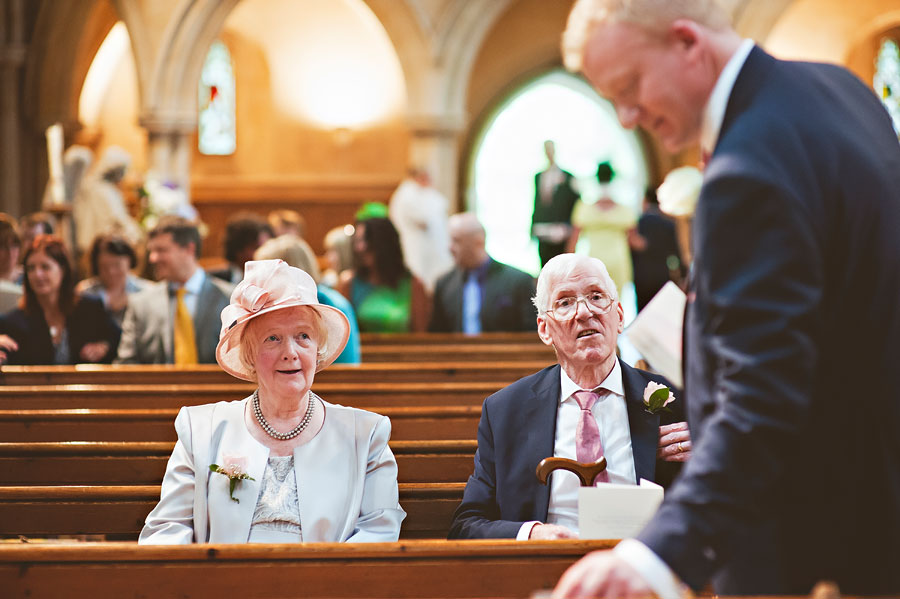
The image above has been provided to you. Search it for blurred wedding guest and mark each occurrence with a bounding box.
[209,212,274,284]
[18,212,54,257]
[140,260,405,543]
[532,140,579,266]
[74,145,142,253]
[254,235,361,364]
[321,224,354,288]
[389,167,454,292]
[116,216,232,365]
[0,214,23,312]
[430,213,536,333]
[267,209,306,238]
[449,254,687,540]
[76,234,150,326]
[0,235,119,365]
[629,188,684,311]
[338,208,427,333]
[569,162,637,299]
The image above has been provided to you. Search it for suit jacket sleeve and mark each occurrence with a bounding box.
[427,274,452,333]
[448,398,525,539]
[139,407,197,544]
[637,173,822,589]
[345,416,406,542]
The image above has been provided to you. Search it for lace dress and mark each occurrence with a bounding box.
[248,455,303,543]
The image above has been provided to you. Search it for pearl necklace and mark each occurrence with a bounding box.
[252,389,316,441]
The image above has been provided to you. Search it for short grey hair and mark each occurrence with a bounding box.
[532,254,618,314]
[562,0,733,71]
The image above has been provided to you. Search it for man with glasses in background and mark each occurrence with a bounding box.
[449,253,689,540]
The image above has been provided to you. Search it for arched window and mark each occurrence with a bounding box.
[874,38,900,136]
[198,40,236,155]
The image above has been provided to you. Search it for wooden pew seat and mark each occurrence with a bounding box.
[0,483,464,540]
[0,539,615,599]
[0,382,501,410]
[0,406,481,443]
[0,440,477,485]
[0,362,551,386]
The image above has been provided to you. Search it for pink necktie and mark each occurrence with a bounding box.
[573,390,610,484]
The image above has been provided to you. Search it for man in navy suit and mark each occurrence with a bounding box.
[449,253,689,540]
[429,213,536,333]
[554,1,900,597]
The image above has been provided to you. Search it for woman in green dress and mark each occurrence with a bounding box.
[338,215,427,333]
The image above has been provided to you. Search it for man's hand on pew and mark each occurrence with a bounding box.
[79,342,110,363]
[529,523,578,540]
[552,549,655,598]
[0,334,18,364]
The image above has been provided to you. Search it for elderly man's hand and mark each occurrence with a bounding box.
[529,523,578,540]
[552,549,656,598]
[79,341,110,363]
[657,421,691,462]
[0,334,18,365]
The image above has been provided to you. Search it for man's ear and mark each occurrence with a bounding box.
[668,18,702,55]
[615,302,625,334]
[537,315,554,347]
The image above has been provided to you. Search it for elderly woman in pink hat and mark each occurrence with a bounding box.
[139,259,406,544]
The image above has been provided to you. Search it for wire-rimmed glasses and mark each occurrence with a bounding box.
[543,291,615,321]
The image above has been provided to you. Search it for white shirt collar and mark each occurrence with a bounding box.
[559,357,625,403]
[700,38,755,157]
[171,267,204,296]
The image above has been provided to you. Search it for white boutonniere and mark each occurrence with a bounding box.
[643,381,675,415]
[209,455,254,503]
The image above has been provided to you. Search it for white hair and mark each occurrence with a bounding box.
[562,0,733,71]
[532,254,618,314]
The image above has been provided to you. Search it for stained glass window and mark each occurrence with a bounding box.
[874,38,900,136]
[198,40,236,155]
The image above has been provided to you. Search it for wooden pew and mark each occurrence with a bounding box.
[0,440,477,485]
[359,331,542,345]
[362,343,555,363]
[0,540,616,599]
[0,381,500,410]
[0,483,464,540]
[0,361,551,386]
[0,406,481,442]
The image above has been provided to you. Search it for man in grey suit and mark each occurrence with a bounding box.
[429,213,536,333]
[116,216,232,364]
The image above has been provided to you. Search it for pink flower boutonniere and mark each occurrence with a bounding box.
[209,455,255,503]
[643,382,675,415]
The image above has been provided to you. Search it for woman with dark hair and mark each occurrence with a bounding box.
[337,214,427,332]
[76,233,150,326]
[0,235,120,365]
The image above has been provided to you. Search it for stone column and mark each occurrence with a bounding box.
[407,111,465,210]
[141,116,195,192]
[0,0,26,215]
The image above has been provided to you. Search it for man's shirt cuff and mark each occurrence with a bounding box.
[516,521,540,540]
[614,539,693,599]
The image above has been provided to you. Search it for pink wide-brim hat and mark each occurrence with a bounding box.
[215,259,350,381]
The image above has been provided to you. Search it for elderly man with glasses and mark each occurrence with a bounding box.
[449,253,690,540]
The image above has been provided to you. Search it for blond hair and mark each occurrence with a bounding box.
[562,0,732,71]
[254,235,322,283]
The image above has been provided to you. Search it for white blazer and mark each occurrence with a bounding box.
[139,396,406,544]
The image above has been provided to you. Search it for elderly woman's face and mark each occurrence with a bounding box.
[251,306,319,400]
